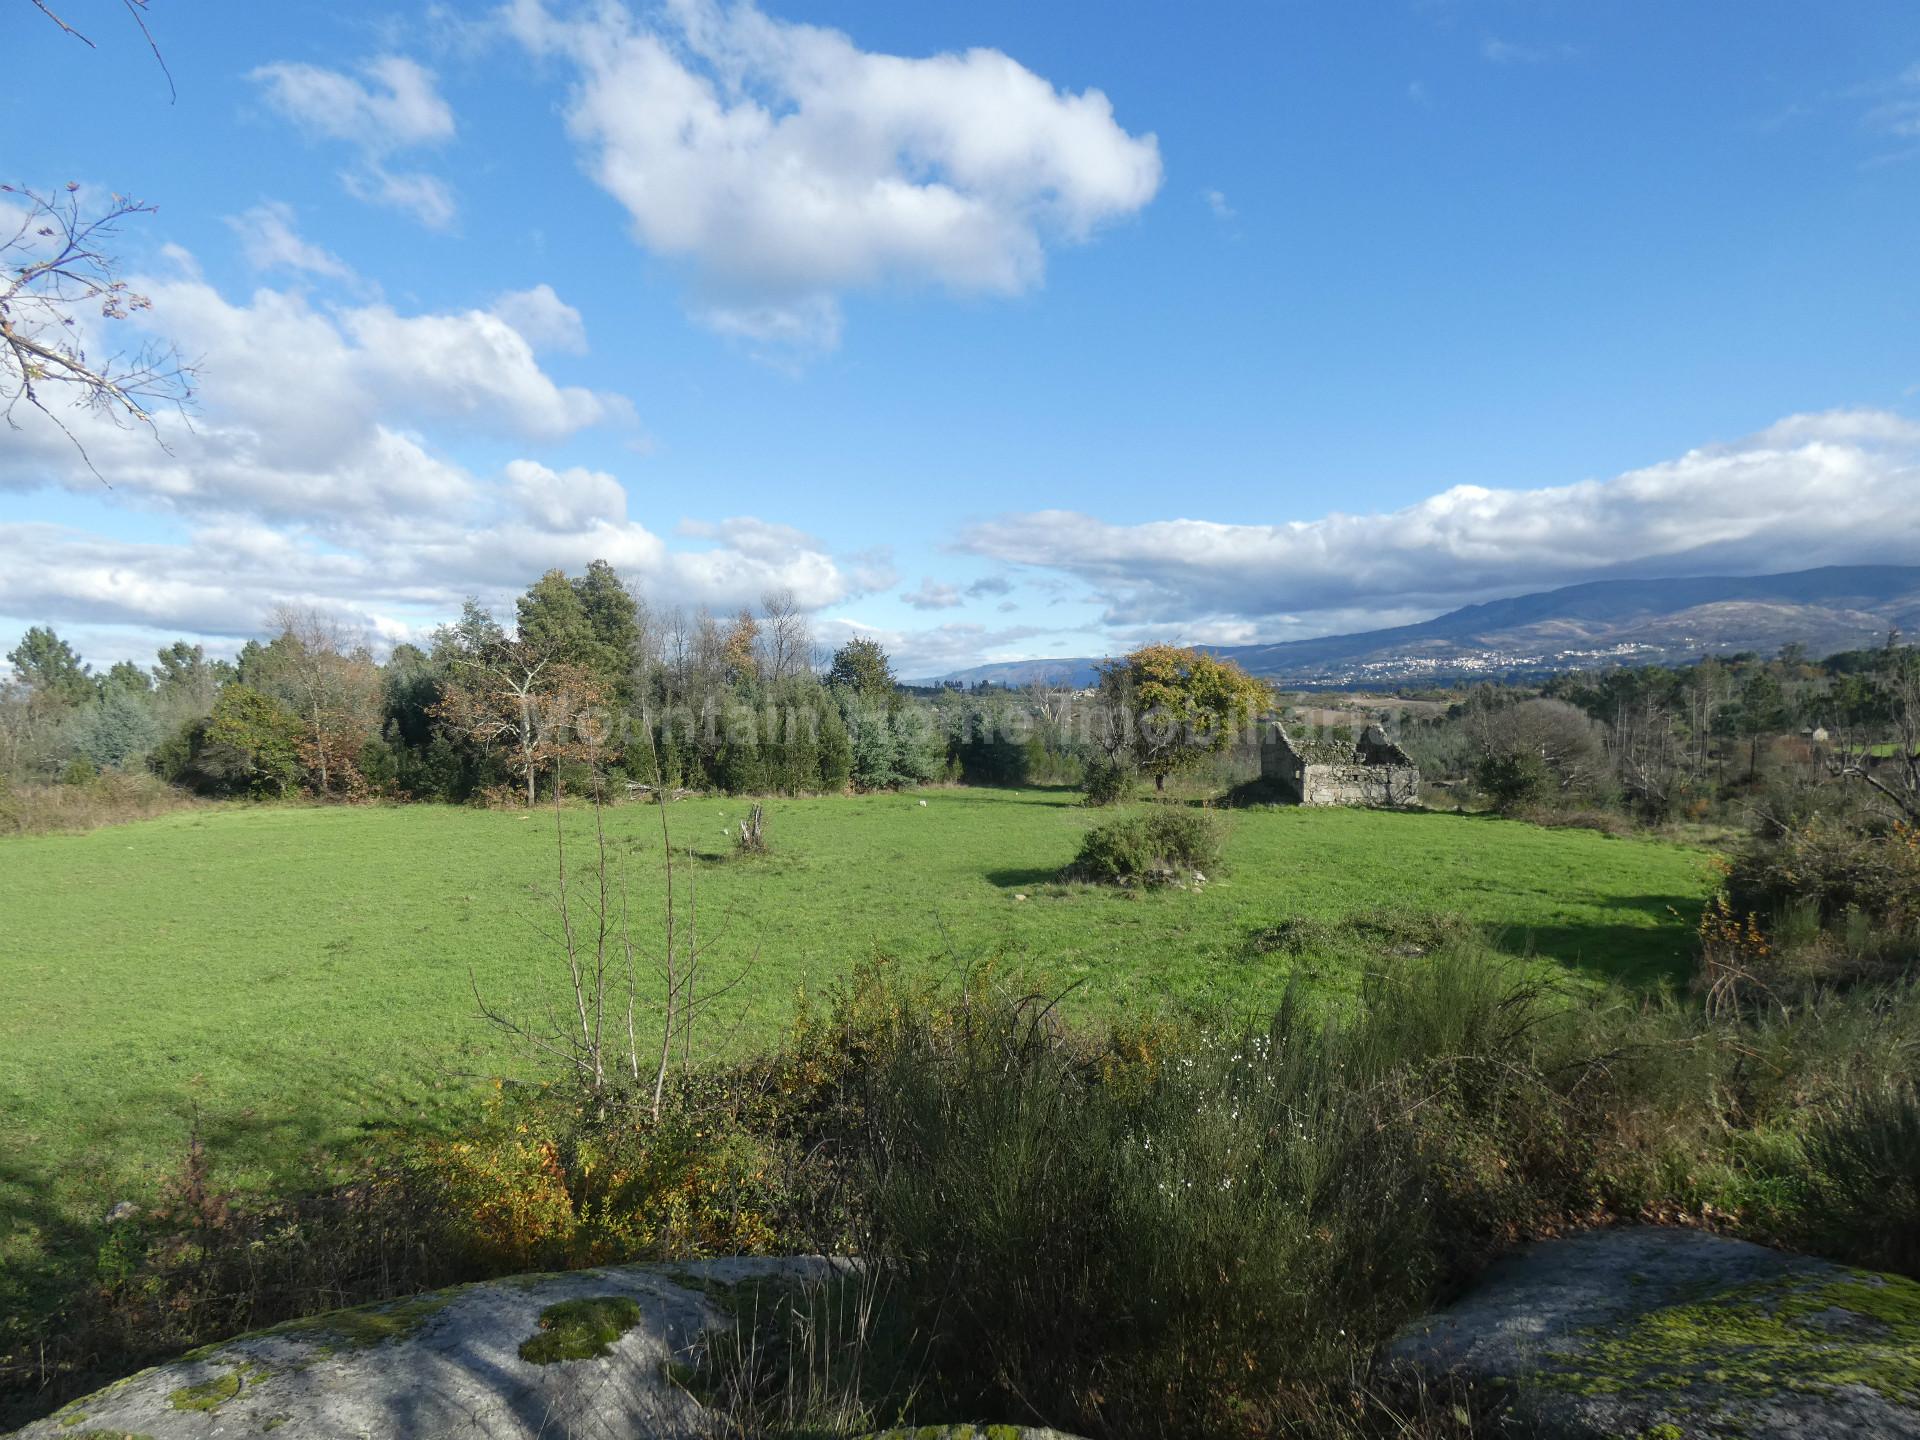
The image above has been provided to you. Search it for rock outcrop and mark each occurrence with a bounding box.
[17,1256,852,1439]
[1390,1226,1920,1439]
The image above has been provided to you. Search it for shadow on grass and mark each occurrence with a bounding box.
[985,866,1067,890]
[1487,891,1707,989]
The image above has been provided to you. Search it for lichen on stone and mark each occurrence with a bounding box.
[167,1368,243,1412]
[265,1289,458,1349]
[1538,1268,1920,1408]
[518,1295,645,1364]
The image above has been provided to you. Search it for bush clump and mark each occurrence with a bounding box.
[1081,756,1138,807]
[1066,805,1222,884]
[1803,1080,1920,1276]
[846,950,1600,1437]
[1728,818,1920,934]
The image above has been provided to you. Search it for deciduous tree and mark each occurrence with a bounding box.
[432,623,606,806]
[254,607,383,797]
[1096,644,1270,792]
[2,184,193,472]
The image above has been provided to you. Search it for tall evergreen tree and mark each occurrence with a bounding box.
[827,637,895,701]
[6,627,93,706]
[516,569,598,667]
[571,559,641,701]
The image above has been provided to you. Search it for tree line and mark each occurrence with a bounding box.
[3,577,1283,810]
[1398,639,1920,826]
[0,565,951,802]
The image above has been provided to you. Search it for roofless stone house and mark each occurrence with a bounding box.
[1259,721,1420,806]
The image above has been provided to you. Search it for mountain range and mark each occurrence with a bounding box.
[919,565,1920,689]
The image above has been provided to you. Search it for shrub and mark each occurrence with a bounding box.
[1728,818,1920,934]
[1803,1082,1920,1275]
[846,950,1596,1437]
[1067,805,1222,884]
[0,771,195,836]
[1472,749,1549,812]
[410,1089,794,1274]
[1081,756,1138,807]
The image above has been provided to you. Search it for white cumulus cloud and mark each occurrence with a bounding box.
[250,54,459,227]
[0,260,881,656]
[490,284,589,354]
[506,0,1162,348]
[225,202,355,280]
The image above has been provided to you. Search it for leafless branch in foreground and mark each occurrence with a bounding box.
[1,183,197,481]
[471,746,757,1120]
[27,0,176,100]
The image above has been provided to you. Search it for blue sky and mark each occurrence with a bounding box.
[4,0,1919,678]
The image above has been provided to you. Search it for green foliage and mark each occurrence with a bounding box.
[516,569,599,669]
[1804,1082,1920,1274]
[816,703,853,792]
[831,947,1920,1438]
[200,686,305,797]
[1728,818,1920,934]
[1097,644,1271,787]
[152,641,227,702]
[1081,756,1138,807]
[518,1296,644,1364]
[826,638,896,700]
[7,626,93,706]
[716,734,770,795]
[838,695,944,790]
[767,698,821,794]
[99,660,152,697]
[847,949,1593,1434]
[1068,805,1222,883]
[1474,748,1551,812]
[512,560,642,703]
[571,559,641,701]
[68,690,160,771]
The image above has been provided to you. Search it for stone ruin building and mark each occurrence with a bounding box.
[1259,720,1420,807]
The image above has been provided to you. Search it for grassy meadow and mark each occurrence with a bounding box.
[0,787,1714,1324]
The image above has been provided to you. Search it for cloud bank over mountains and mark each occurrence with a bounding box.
[959,410,1920,642]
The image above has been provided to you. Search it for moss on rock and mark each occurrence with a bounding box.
[518,1295,645,1365]
[264,1288,459,1349]
[1539,1268,1920,1408]
[166,1369,242,1412]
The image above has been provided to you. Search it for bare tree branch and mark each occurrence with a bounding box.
[26,0,175,100]
[1,183,197,482]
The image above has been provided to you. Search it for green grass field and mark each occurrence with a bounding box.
[0,787,1714,1318]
